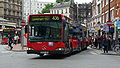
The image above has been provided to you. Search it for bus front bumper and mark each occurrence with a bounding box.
[27,50,65,55]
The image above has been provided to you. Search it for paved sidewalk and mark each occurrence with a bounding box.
[5,44,27,52]
[93,48,120,56]
[87,46,120,56]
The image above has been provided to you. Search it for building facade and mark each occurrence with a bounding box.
[0,0,22,27]
[78,3,92,24]
[102,0,120,23]
[23,0,53,22]
[50,2,71,18]
[87,0,103,36]
[50,1,92,24]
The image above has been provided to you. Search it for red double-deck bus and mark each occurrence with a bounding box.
[2,28,21,44]
[27,14,89,56]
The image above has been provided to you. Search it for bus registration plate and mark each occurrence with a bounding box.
[40,51,49,54]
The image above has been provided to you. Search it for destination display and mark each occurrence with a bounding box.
[30,15,62,22]
[3,29,14,33]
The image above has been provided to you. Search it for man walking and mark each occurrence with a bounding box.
[102,36,109,53]
[8,34,13,50]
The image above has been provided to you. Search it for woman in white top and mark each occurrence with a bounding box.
[14,35,19,45]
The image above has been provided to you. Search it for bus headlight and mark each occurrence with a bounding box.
[56,48,65,50]
[27,48,34,50]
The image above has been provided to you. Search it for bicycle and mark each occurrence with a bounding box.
[112,40,120,54]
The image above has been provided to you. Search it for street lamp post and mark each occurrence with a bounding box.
[3,0,5,28]
[108,0,111,21]
[108,0,114,39]
[76,2,78,23]
[30,0,31,14]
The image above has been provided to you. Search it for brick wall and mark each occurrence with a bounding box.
[102,0,120,22]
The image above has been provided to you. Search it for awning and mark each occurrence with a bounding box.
[0,22,16,27]
[0,18,16,27]
[0,17,9,22]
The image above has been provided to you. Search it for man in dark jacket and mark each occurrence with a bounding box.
[102,37,109,53]
[8,34,13,50]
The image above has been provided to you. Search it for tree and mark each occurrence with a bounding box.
[56,0,71,3]
[41,3,54,13]
[38,11,41,14]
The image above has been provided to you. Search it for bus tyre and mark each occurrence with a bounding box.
[84,47,87,50]
[68,43,73,55]
[77,47,81,52]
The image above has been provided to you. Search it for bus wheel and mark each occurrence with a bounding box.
[84,47,87,50]
[68,43,73,54]
[77,47,81,52]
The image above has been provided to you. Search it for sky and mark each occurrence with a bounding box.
[37,0,92,3]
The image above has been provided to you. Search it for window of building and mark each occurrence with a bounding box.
[101,0,104,8]
[84,5,86,8]
[12,0,14,3]
[66,9,67,13]
[57,10,59,14]
[98,4,100,14]
[24,13,26,15]
[111,9,114,20]
[106,13,108,21]
[84,13,86,17]
[106,0,108,5]
[54,10,56,14]
[61,10,63,14]
[102,15,104,23]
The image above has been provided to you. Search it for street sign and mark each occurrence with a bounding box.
[2,25,5,29]
[106,21,113,26]
[103,24,109,32]
[21,22,26,26]
[109,26,114,33]
[94,24,99,31]
[116,21,120,31]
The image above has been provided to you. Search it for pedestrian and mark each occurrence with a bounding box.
[94,36,98,48]
[14,34,19,45]
[90,36,94,48]
[8,34,13,50]
[102,37,109,53]
[98,35,103,49]
[108,36,112,50]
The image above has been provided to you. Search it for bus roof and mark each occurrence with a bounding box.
[28,14,73,23]
[30,14,64,17]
